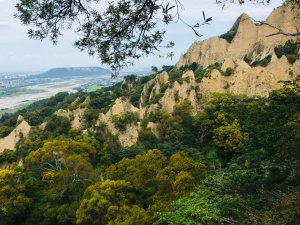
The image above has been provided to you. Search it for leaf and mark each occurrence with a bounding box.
[168,6,175,11]
[205,17,213,23]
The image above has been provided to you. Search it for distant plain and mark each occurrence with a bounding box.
[0,71,124,115]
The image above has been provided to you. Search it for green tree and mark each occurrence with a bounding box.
[105,205,151,225]
[213,119,246,153]
[138,129,159,149]
[155,152,205,201]
[45,115,71,136]
[0,149,17,163]
[76,179,145,225]
[25,140,96,174]
[0,169,31,218]
[0,126,12,138]
[23,140,96,225]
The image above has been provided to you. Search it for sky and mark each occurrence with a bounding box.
[0,0,284,72]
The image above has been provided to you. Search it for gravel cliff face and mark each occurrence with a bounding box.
[176,3,299,68]
[172,3,300,98]
[95,3,300,147]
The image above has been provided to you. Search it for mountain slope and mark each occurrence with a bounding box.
[0,3,300,223]
[35,67,111,78]
[0,3,299,150]
[177,3,299,67]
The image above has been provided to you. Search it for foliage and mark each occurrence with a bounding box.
[219,22,238,43]
[112,112,139,131]
[154,185,243,225]
[0,113,18,127]
[193,65,207,83]
[244,54,272,67]
[0,126,13,138]
[0,169,31,219]
[45,115,71,136]
[179,62,227,83]
[168,68,184,84]
[84,108,101,127]
[269,87,300,103]
[128,76,152,107]
[286,54,298,64]
[162,65,174,71]
[213,118,246,153]
[0,149,17,164]
[20,140,97,225]
[155,86,300,224]
[274,40,300,64]
[1,68,300,225]
[150,83,169,105]
[224,67,234,76]
[15,127,51,158]
[105,150,205,213]
[243,54,253,64]
[251,55,272,67]
[88,88,119,113]
[138,129,159,149]
[76,179,151,225]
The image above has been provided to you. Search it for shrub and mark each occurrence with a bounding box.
[245,55,272,67]
[162,65,174,71]
[259,55,272,67]
[286,54,298,64]
[168,68,184,84]
[243,55,252,64]
[0,149,17,163]
[194,66,206,83]
[0,126,12,138]
[138,129,159,148]
[219,28,237,43]
[213,120,246,153]
[112,112,139,131]
[269,87,299,104]
[224,67,234,76]
[124,74,138,82]
[84,108,101,127]
[45,115,71,135]
[274,40,299,64]
[188,62,199,71]
[150,83,169,105]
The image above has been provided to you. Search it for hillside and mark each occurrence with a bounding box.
[35,67,111,78]
[0,2,299,225]
[176,3,299,97]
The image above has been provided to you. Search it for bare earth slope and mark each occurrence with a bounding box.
[177,3,299,68]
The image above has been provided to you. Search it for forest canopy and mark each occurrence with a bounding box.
[0,75,299,224]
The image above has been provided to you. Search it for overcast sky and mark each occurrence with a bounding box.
[0,0,283,72]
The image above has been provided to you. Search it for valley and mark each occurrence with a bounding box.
[0,2,299,225]
[0,68,138,114]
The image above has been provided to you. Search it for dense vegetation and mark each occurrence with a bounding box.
[274,40,300,64]
[0,72,299,225]
[179,62,234,84]
[243,54,272,67]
